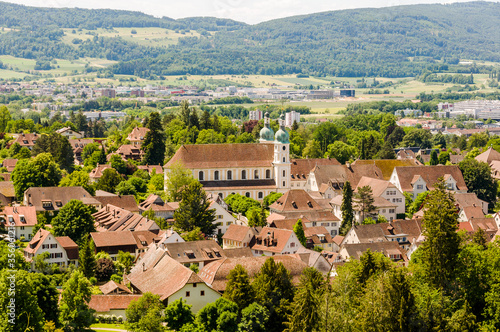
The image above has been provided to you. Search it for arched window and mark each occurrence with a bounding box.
[283,170,286,177]
[283,157,286,162]
[227,170,232,180]
[214,171,219,180]
[266,169,271,179]
[218,193,223,198]
[242,170,246,180]
[258,192,263,199]
[245,192,250,198]
[254,170,259,179]
[198,171,204,181]
[282,146,286,151]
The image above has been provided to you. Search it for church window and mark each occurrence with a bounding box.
[283,157,285,162]
[282,146,286,151]
[254,170,259,179]
[283,170,286,177]
[242,170,246,180]
[227,170,232,180]
[266,170,271,179]
[258,192,263,199]
[245,192,250,198]
[198,171,204,181]
[214,170,219,180]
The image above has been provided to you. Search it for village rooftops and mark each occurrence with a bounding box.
[93,204,160,232]
[290,158,340,182]
[24,186,99,212]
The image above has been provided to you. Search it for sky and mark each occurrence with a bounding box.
[3,0,494,24]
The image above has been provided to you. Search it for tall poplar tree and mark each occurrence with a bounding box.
[79,238,96,279]
[340,181,354,235]
[224,264,255,310]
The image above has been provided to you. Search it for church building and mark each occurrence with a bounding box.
[164,113,291,201]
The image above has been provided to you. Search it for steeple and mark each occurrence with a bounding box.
[259,112,274,143]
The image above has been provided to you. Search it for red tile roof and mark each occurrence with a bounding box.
[393,165,467,192]
[89,294,142,312]
[290,158,340,181]
[1,206,37,227]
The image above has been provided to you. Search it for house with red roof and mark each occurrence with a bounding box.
[24,229,79,270]
[0,206,37,240]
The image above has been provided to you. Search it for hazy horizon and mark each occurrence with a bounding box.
[2,0,497,24]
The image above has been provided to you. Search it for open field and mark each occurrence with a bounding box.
[61,27,200,48]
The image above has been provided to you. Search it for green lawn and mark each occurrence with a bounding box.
[91,323,127,331]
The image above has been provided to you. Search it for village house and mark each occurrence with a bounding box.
[138,194,178,220]
[55,126,84,139]
[164,113,291,201]
[0,206,37,240]
[269,189,340,236]
[199,255,309,293]
[389,165,468,200]
[127,127,150,147]
[163,240,226,269]
[351,159,420,181]
[209,195,238,235]
[93,204,161,233]
[23,186,100,214]
[290,158,340,190]
[339,241,408,264]
[127,245,220,312]
[89,164,113,183]
[156,229,185,249]
[251,226,304,256]
[222,224,261,249]
[1,158,17,172]
[306,162,385,195]
[90,230,160,260]
[137,164,163,175]
[69,139,94,164]
[12,133,38,150]
[89,295,141,320]
[99,280,133,295]
[0,181,16,205]
[341,219,423,251]
[454,192,489,215]
[94,193,139,213]
[24,229,79,270]
[115,144,143,161]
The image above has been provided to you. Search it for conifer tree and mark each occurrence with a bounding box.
[285,267,325,332]
[224,264,255,310]
[173,181,216,236]
[79,237,96,279]
[340,181,354,235]
[142,112,167,166]
[419,178,460,291]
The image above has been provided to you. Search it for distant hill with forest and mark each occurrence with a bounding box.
[0,1,498,78]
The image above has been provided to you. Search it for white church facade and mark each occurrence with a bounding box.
[164,113,291,201]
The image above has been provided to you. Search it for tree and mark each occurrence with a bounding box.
[0,241,30,271]
[302,140,322,158]
[419,178,460,291]
[95,258,115,282]
[52,199,95,245]
[263,192,283,208]
[384,268,417,332]
[28,273,60,327]
[109,154,127,174]
[459,158,497,207]
[59,270,95,331]
[116,250,134,275]
[79,237,96,279]
[31,133,74,171]
[96,168,122,193]
[376,141,397,159]
[252,258,295,332]
[238,303,269,332]
[0,105,11,132]
[126,292,165,332]
[81,143,101,167]
[164,299,194,331]
[165,161,197,202]
[12,153,62,200]
[429,150,438,165]
[402,129,432,149]
[195,298,239,332]
[354,185,376,223]
[285,267,325,332]
[324,141,356,164]
[312,122,341,154]
[340,181,354,235]
[293,219,307,247]
[143,112,167,165]
[438,151,451,165]
[224,264,255,310]
[0,270,44,332]
[59,170,95,195]
[174,181,216,236]
[246,204,267,227]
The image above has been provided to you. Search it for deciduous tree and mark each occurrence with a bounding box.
[59,270,95,331]
[52,199,95,245]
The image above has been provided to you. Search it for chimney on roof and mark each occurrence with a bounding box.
[142,262,146,272]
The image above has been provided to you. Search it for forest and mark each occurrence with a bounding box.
[0,1,498,77]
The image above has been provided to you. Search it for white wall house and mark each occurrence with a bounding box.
[24,229,79,270]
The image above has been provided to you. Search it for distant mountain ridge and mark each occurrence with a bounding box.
[0,1,498,77]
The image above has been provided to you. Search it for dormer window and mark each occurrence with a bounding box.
[23,140,28,144]
[19,215,26,223]
[42,201,52,208]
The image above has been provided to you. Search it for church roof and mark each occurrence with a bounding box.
[165,144,274,169]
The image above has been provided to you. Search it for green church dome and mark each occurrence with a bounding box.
[274,114,289,144]
[259,126,274,142]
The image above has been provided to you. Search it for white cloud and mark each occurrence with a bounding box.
[3,0,490,24]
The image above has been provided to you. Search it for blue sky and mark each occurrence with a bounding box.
[4,0,494,24]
